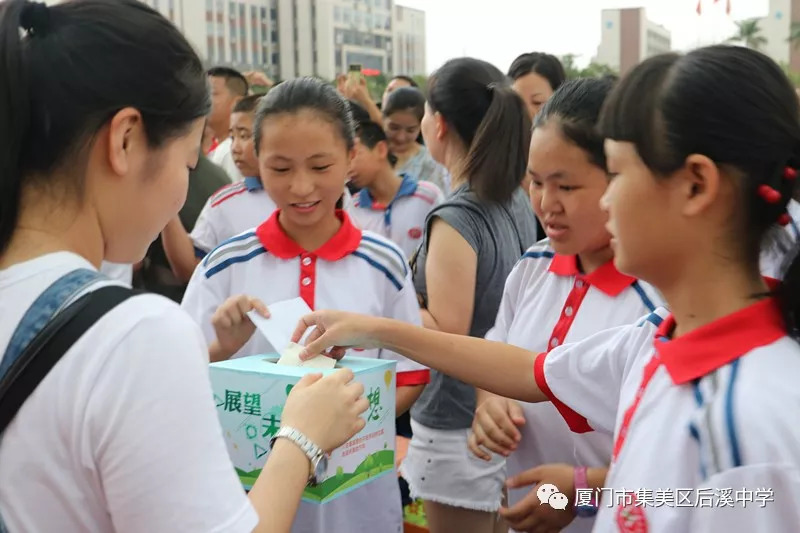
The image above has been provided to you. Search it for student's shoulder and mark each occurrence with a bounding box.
[352,231,410,290]
[412,180,444,204]
[96,291,203,347]
[207,181,249,209]
[198,229,266,279]
[519,238,556,262]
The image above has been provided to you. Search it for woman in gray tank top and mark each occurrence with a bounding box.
[401,57,539,533]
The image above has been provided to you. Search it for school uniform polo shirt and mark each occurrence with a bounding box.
[182,209,429,384]
[190,177,276,259]
[485,241,662,532]
[348,175,443,260]
[534,298,800,532]
[181,209,429,533]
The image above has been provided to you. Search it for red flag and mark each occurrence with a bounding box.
[696,0,702,15]
[726,0,731,15]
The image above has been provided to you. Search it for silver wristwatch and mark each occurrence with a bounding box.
[269,426,328,486]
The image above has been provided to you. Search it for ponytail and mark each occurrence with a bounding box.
[427,57,531,204]
[779,240,800,338]
[0,0,31,254]
[463,84,531,203]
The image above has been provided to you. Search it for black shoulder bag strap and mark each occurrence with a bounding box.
[0,269,134,532]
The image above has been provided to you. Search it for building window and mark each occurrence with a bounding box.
[153,0,160,10]
[354,11,362,28]
[334,6,341,22]
[343,8,352,25]
[207,36,215,62]
[206,0,212,9]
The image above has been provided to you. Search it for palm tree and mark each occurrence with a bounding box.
[727,18,768,50]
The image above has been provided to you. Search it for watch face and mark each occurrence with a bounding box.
[314,454,328,481]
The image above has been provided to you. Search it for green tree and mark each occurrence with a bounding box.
[366,73,388,102]
[411,74,428,93]
[580,62,617,79]
[559,54,581,80]
[788,22,800,49]
[559,55,616,80]
[728,18,768,50]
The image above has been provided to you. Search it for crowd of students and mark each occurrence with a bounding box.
[1,1,800,533]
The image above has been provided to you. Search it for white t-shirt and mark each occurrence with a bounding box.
[209,137,244,183]
[99,261,133,286]
[760,199,800,279]
[181,210,429,533]
[0,252,257,533]
[535,299,800,532]
[486,242,663,533]
[191,177,277,258]
[348,176,444,261]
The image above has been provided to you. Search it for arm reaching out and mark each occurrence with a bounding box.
[292,311,548,404]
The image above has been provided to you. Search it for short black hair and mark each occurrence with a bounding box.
[233,94,262,114]
[357,121,397,167]
[428,57,531,203]
[254,77,355,154]
[207,66,248,97]
[599,45,800,333]
[534,77,616,171]
[390,74,418,88]
[508,52,566,93]
[347,99,372,124]
[383,86,425,122]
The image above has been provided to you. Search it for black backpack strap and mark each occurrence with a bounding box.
[0,269,135,532]
[0,284,135,433]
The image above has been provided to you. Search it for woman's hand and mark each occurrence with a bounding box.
[211,295,269,360]
[281,369,369,452]
[292,310,382,361]
[468,396,526,460]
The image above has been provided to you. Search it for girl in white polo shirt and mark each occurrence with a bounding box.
[0,2,368,533]
[181,78,429,533]
[294,46,800,533]
[470,77,662,533]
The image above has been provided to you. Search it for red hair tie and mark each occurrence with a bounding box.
[784,167,797,181]
[778,213,792,226]
[757,185,782,204]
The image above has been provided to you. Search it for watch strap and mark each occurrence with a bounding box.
[269,426,325,483]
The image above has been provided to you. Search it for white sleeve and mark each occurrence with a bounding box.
[484,261,524,343]
[190,199,221,258]
[87,305,258,533]
[181,262,229,347]
[379,268,429,386]
[533,315,657,434]
[690,464,800,531]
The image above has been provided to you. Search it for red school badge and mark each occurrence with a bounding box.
[408,227,423,239]
[616,499,648,533]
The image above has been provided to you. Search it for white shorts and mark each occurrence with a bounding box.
[399,419,506,512]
